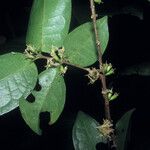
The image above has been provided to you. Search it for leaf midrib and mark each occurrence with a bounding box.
[41,0,45,50]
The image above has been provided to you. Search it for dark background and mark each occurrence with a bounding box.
[0,0,150,149]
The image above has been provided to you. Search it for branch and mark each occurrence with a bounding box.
[62,61,88,72]
[89,0,111,120]
[89,0,117,148]
[26,51,88,72]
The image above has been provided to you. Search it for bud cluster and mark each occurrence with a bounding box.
[102,63,115,76]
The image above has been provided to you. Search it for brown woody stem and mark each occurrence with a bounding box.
[89,0,111,120]
[89,0,117,148]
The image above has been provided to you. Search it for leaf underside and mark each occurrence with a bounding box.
[0,53,38,115]
[19,68,66,135]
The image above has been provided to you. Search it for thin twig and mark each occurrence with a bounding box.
[34,53,88,72]
[62,61,88,72]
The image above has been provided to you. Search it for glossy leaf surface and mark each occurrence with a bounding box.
[64,17,109,67]
[26,0,71,52]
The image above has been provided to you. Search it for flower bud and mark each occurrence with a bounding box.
[109,93,119,101]
[94,0,102,4]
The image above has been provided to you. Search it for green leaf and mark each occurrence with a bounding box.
[121,62,150,76]
[0,53,38,115]
[64,16,109,67]
[19,68,66,135]
[73,111,107,150]
[26,0,71,52]
[116,109,135,150]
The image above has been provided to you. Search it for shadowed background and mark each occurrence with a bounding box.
[0,0,149,149]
